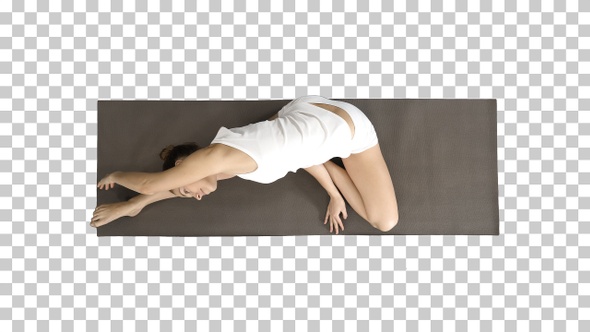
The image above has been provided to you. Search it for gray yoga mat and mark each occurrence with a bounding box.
[96,98,499,236]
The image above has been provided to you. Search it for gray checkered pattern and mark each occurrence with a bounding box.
[1,0,588,330]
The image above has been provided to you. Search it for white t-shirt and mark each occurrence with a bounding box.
[211,98,352,184]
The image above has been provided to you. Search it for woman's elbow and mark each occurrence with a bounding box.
[140,178,156,195]
[140,187,154,196]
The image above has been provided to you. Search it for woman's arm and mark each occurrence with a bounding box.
[304,163,348,234]
[108,145,225,195]
[304,163,341,198]
[91,190,177,228]
[128,190,178,210]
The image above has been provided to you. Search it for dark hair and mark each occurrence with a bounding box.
[160,142,201,171]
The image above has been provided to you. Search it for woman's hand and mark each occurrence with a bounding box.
[97,172,120,190]
[91,201,141,228]
[324,195,347,234]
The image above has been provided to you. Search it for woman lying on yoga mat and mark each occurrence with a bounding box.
[92,95,399,234]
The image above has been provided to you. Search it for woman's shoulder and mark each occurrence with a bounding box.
[209,143,258,175]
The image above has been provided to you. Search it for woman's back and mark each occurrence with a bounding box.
[211,101,353,184]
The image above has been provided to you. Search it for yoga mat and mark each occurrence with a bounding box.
[96,98,499,236]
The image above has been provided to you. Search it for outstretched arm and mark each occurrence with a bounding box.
[98,144,225,195]
[91,190,177,228]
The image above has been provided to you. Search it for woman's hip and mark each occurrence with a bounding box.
[294,95,379,154]
[281,95,379,154]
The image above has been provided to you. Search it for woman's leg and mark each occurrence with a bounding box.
[325,144,399,232]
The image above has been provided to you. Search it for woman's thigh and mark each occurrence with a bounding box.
[342,143,399,225]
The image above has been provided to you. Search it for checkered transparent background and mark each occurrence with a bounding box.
[1,0,588,331]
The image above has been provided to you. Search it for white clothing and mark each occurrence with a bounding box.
[210,95,378,184]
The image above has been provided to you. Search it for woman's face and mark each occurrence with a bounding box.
[172,177,217,200]
[171,158,218,200]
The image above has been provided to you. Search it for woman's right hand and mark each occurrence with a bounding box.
[324,195,347,234]
[90,201,141,228]
[97,171,120,190]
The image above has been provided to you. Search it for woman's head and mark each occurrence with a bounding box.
[159,142,218,200]
[160,142,201,171]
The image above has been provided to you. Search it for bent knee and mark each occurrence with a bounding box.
[371,215,399,232]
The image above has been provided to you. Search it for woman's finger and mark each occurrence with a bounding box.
[91,212,104,227]
[333,217,338,234]
[331,215,338,232]
[330,216,334,233]
[337,215,344,231]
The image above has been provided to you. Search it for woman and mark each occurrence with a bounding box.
[92,95,399,234]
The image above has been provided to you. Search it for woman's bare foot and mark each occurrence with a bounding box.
[91,201,141,228]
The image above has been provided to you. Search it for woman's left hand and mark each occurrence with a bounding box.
[97,171,120,190]
[324,195,347,234]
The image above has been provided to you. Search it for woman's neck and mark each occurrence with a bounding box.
[216,173,236,181]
